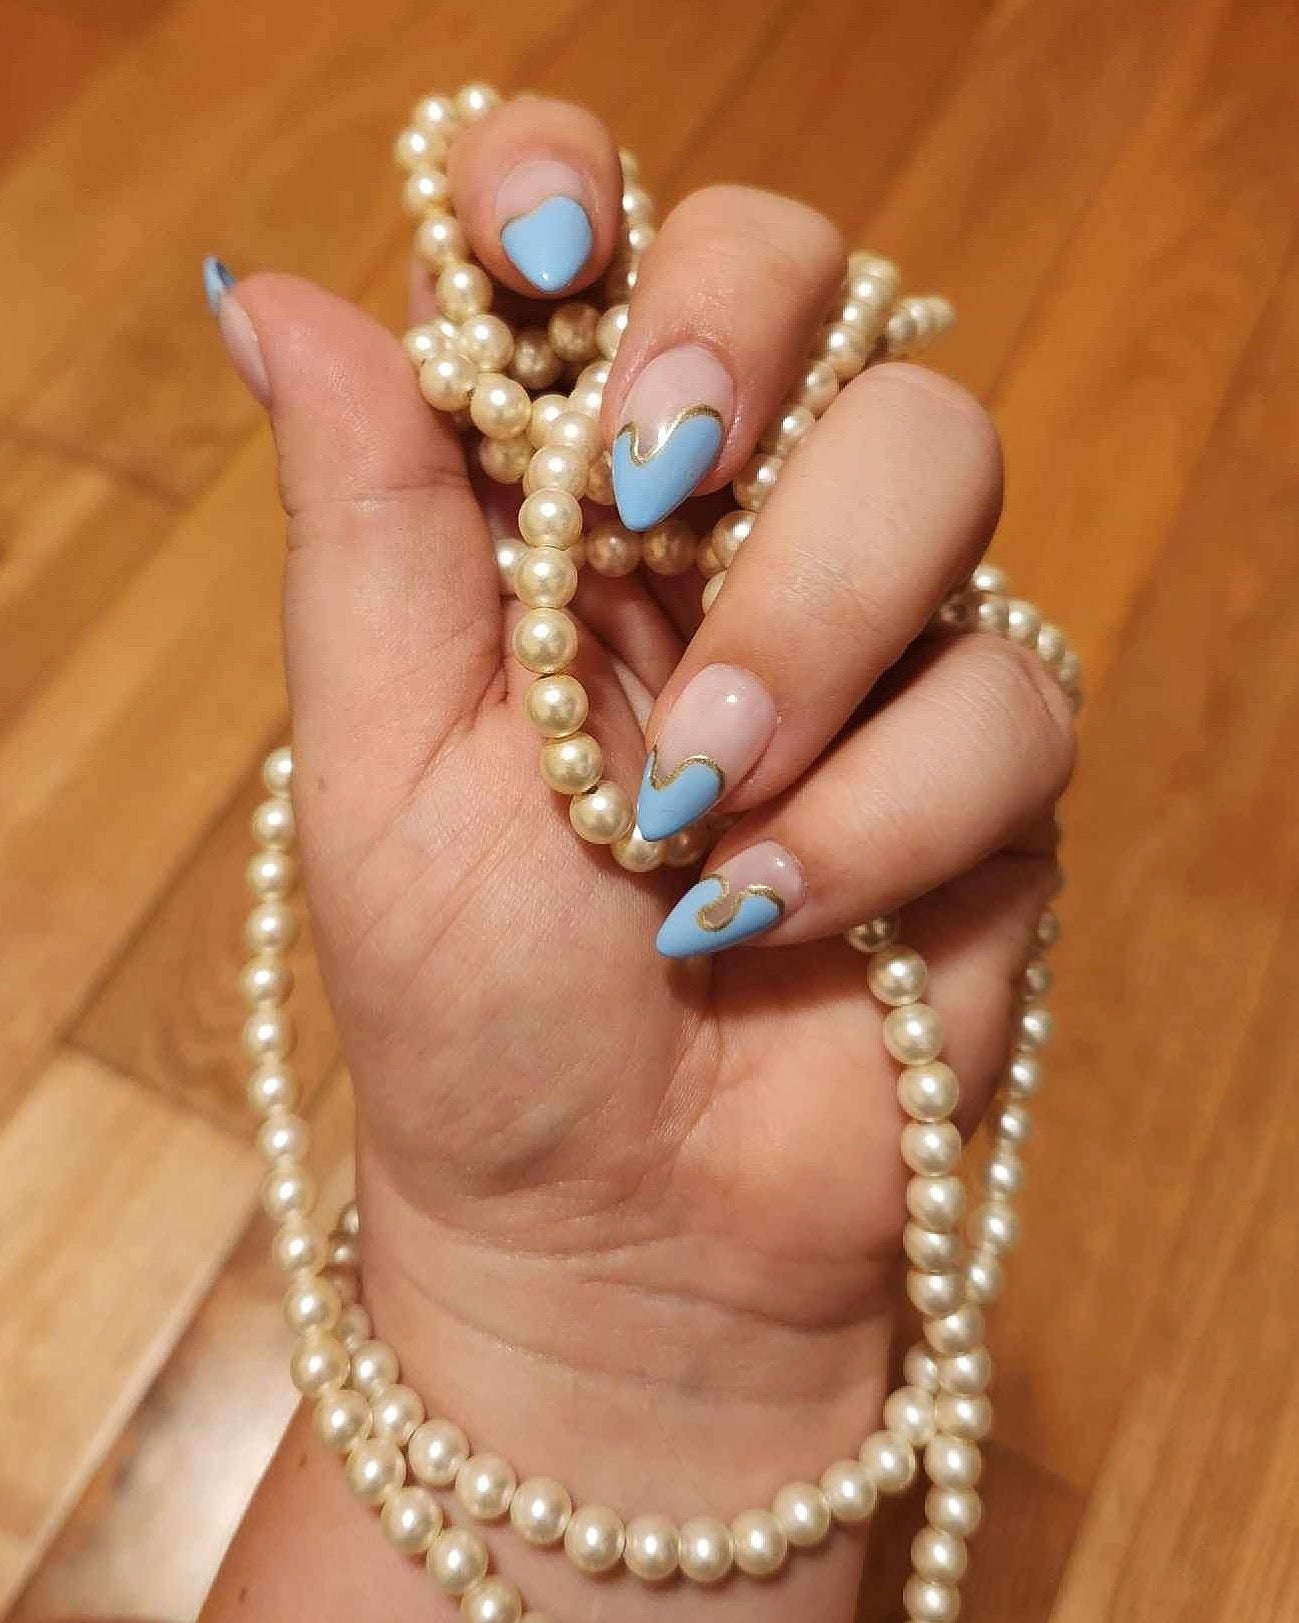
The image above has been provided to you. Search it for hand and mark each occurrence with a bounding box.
[208,93,1074,1623]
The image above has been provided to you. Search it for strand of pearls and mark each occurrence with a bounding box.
[235,83,1079,1622]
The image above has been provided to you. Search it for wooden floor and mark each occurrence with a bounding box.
[3,0,1298,1617]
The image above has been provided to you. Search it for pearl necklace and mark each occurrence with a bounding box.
[240,82,1079,1623]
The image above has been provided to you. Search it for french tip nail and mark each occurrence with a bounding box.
[203,255,236,315]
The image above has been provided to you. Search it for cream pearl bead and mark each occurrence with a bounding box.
[372,1383,426,1446]
[509,327,563,390]
[970,1198,1019,1252]
[1006,1052,1043,1098]
[251,796,295,849]
[820,1459,877,1525]
[548,301,599,362]
[328,1231,359,1270]
[903,1341,943,1394]
[290,1329,349,1395]
[262,1161,314,1220]
[523,445,588,498]
[546,408,602,460]
[883,1385,938,1447]
[925,1435,983,1490]
[902,1121,962,1176]
[335,1303,373,1352]
[1017,1003,1054,1050]
[338,1201,360,1237]
[420,348,476,411]
[415,213,467,270]
[515,546,578,610]
[1006,597,1042,645]
[509,1476,572,1546]
[1021,954,1053,997]
[325,1266,359,1310]
[455,313,514,371]
[493,535,527,591]
[906,1175,966,1232]
[936,1392,993,1441]
[1036,620,1067,666]
[247,848,295,898]
[242,953,293,1006]
[731,1509,788,1577]
[798,358,839,415]
[701,572,726,613]
[568,376,605,418]
[258,1110,307,1164]
[612,825,665,872]
[412,93,457,137]
[1037,906,1061,946]
[528,393,568,447]
[992,1100,1032,1146]
[243,1007,295,1063]
[975,560,1011,598]
[697,539,724,577]
[907,1269,964,1318]
[734,452,782,512]
[913,1526,968,1584]
[524,674,588,739]
[596,302,628,359]
[563,1504,625,1574]
[677,1515,734,1583]
[470,374,531,440]
[512,608,579,674]
[272,1213,327,1273]
[760,401,815,456]
[437,261,493,321]
[985,1147,1024,1197]
[540,733,603,795]
[456,1452,517,1521]
[314,1388,372,1452]
[461,1577,523,1623]
[350,1339,399,1398]
[404,317,454,364]
[711,508,754,565]
[455,82,501,120]
[925,1304,985,1356]
[926,1485,983,1540]
[569,781,634,845]
[883,1002,945,1064]
[586,450,614,504]
[903,1575,962,1623]
[641,518,696,574]
[820,318,868,378]
[860,1430,917,1495]
[904,1221,962,1273]
[846,913,899,953]
[519,489,582,549]
[427,1527,489,1595]
[346,1436,406,1504]
[940,1346,993,1396]
[662,823,711,868]
[772,1481,832,1547]
[868,945,927,1005]
[586,518,641,576]
[246,901,297,953]
[394,126,435,170]
[408,1418,470,1487]
[966,1251,1004,1306]
[624,1513,679,1581]
[380,1484,443,1555]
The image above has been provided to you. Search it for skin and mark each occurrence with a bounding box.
[100,98,1076,1623]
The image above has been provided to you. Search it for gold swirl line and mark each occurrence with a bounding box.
[614,404,724,468]
[646,746,725,796]
[696,875,785,934]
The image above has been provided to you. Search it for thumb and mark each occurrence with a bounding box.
[206,262,500,843]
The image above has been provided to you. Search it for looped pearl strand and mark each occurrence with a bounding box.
[238,82,1079,1623]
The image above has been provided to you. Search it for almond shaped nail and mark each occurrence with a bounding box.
[637,665,777,840]
[656,842,805,959]
[612,345,732,531]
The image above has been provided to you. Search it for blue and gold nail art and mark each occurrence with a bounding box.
[501,196,594,292]
[656,873,785,958]
[612,406,724,531]
[636,747,725,841]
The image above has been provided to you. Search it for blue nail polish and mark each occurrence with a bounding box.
[500,196,593,293]
[203,255,236,315]
[636,749,723,841]
[656,874,785,959]
[612,409,725,532]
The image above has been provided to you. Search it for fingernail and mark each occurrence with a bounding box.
[637,665,777,840]
[612,345,731,531]
[497,160,594,292]
[203,255,269,406]
[656,841,805,959]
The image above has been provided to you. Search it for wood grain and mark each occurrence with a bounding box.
[2,0,1297,1619]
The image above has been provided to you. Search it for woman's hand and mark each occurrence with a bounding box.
[205,94,1074,1623]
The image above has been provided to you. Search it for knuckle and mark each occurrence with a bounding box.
[669,185,845,287]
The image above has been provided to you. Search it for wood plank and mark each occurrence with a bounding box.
[73,760,338,1138]
[0,1050,259,1614]
[9,1071,355,1623]
[992,238,1299,1494]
